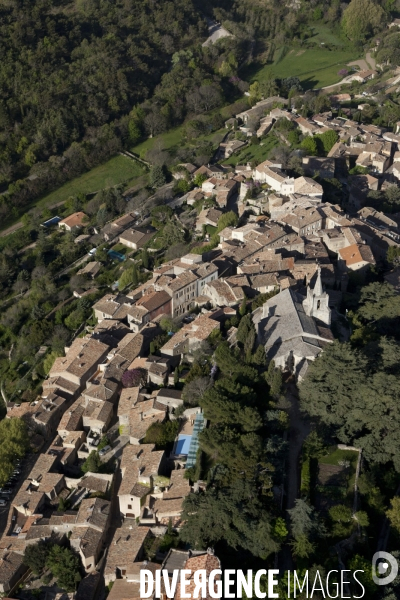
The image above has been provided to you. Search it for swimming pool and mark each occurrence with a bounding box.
[175,434,192,456]
[107,250,126,261]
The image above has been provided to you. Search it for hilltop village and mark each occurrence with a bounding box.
[0,93,400,600]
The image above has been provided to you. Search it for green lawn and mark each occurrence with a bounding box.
[249,46,359,89]
[319,448,359,467]
[308,23,347,47]
[131,126,227,159]
[37,155,146,208]
[222,134,278,167]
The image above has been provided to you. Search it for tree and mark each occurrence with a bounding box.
[159,220,186,248]
[300,338,400,469]
[315,130,338,154]
[119,265,138,289]
[329,504,352,523]
[46,545,82,592]
[24,542,51,575]
[387,497,400,533]
[342,0,386,41]
[181,377,212,406]
[179,478,279,558]
[290,534,315,558]
[0,418,30,486]
[239,296,247,317]
[252,344,266,367]
[82,451,101,474]
[272,517,288,542]
[142,420,180,449]
[301,136,318,156]
[150,165,166,188]
[236,314,253,344]
[121,368,147,388]
[151,205,173,228]
[260,72,278,98]
[288,499,323,540]
[248,81,262,105]
[141,248,149,269]
[216,211,238,232]
[387,246,400,266]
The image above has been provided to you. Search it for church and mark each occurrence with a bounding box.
[252,268,333,380]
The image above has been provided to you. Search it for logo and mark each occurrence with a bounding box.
[372,552,398,586]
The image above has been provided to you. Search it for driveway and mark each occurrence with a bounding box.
[348,58,370,72]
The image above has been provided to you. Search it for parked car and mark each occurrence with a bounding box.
[99,445,112,457]
[0,499,8,507]
[0,490,12,496]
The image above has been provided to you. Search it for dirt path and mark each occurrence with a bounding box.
[366,51,376,70]
[348,58,370,72]
[0,221,24,238]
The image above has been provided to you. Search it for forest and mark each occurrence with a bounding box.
[3,0,387,223]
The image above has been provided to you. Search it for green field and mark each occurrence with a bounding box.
[308,23,347,47]
[249,46,358,89]
[131,125,227,159]
[222,134,278,167]
[37,155,147,208]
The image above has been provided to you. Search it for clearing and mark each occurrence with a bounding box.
[36,155,146,207]
[131,125,227,159]
[253,46,358,89]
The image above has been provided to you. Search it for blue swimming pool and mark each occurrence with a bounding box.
[107,250,126,261]
[175,434,192,456]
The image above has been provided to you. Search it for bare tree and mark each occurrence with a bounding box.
[181,376,212,407]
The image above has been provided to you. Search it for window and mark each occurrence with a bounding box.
[128,504,132,509]
[317,300,321,310]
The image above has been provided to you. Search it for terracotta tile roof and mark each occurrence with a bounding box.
[338,243,375,266]
[136,290,171,312]
[59,212,87,228]
[174,553,221,600]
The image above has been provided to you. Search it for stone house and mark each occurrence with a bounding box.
[70,497,111,572]
[119,227,155,250]
[104,524,151,586]
[118,445,165,519]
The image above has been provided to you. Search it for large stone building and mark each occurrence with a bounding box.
[253,271,333,380]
